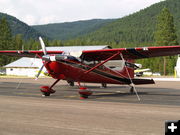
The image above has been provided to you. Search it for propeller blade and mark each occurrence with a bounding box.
[35,64,44,80]
[39,37,47,55]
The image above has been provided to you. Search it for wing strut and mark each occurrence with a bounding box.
[84,52,120,74]
[119,53,141,101]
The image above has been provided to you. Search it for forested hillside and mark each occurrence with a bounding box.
[0,12,45,40]
[76,0,180,47]
[33,19,115,40]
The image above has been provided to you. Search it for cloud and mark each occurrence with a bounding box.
[39,15,59,25]
[24,15,37,25]
[0,0,162,25]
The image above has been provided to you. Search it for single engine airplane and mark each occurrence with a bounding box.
[0,37,180,99]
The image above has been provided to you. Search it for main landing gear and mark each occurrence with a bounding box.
[40,80,93,99]
[78,87,93,99]
[40,79,60,96]
[78,82,93,99]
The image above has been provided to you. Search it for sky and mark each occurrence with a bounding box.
[0,0,164,25]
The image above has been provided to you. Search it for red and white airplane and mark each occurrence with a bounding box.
[0,37,180,99]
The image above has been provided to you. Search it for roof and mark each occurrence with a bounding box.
[4,57,43,68]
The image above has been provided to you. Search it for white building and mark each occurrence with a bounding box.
[175,55,180,77]
[4,46,110,77]
[4,57,44,77]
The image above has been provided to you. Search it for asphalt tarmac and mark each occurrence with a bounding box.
[0,78,180,135]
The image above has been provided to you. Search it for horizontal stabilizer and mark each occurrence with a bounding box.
[132,78,155,85]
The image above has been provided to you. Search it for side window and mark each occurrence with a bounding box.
[105,60,125,70]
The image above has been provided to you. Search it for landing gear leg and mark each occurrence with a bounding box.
[40,79,60,96]
[130,86,134,94]
[78,82,93,99]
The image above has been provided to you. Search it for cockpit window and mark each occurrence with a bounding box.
[67,56,80,62]
[104,60,125,70]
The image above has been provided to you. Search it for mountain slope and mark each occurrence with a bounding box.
[33,19,115,40]
[77,0,180,46]
[0,12,46,40]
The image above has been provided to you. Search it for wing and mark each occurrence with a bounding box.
[0,50,64,58]
[80,45,180,61]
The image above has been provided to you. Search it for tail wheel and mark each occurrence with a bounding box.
[101,83,107,88]
[130,87,134,94]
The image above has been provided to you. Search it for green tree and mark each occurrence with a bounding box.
[13,34,23,50]
[154,8,178,46]
[154,8,178,75]
[0,17,13,49]
[0,17,14,66]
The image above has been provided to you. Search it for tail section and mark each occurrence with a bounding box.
[124,60,155,85]
[115,59,144,79]
[131,78,155,85]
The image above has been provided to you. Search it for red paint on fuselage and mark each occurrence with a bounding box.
[45,60,134,84]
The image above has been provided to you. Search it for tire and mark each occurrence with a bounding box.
[43,92,50,96]
[101,83,107,88]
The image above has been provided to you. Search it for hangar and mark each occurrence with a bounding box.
[4,57,43,77]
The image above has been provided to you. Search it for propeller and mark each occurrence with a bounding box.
[35,37,47,80]
[35,64,45,80]
[16,56,37,89]
[36,37,79,79]
[39,37,47,55]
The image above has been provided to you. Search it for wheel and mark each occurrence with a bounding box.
[130,87,134,94]
[78,87,93,99]
[40,86,55,96]
[101,83,107,88]
[42,92,50,96]
[69,81,74,86]
[80,94,89,99]
[67,81,74,86]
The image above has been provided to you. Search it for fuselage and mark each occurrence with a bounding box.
[44,58,134,85]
